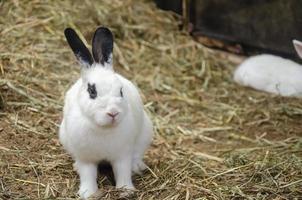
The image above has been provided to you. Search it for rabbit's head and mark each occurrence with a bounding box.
[64,27,128,127]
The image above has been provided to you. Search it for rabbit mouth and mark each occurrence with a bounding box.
[110,118,117,125]
[110,116,122,126]
[103,117,120,127]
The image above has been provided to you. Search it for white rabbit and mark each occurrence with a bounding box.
[59,27,153,199]
[233,40,302,97]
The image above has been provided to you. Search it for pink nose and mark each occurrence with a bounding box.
[107,112,119,118]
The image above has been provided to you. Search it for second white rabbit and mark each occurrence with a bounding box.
[234,40,302,97]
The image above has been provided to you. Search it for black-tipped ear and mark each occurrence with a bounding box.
[64,28,94,66]
[92,27,113,65]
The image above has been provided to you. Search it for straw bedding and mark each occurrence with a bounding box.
[0,0,301,199]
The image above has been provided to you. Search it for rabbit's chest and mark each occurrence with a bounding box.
[68,125,136,162]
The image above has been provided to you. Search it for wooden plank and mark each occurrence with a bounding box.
[155,0,302,59]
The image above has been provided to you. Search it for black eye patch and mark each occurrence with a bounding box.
[87,83,97,99]
[120,87,123,97]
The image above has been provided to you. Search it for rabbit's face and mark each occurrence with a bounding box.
[79,66,128,127]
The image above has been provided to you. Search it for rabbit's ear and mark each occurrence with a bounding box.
[64,28,94,67]
[92,27,113,66]
[293,40,302,59]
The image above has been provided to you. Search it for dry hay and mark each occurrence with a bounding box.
[0,0,302,199]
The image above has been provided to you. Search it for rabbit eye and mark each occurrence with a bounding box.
[120,87,123,98]
[87,83,97,99]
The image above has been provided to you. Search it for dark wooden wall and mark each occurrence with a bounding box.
[155,0,302,59]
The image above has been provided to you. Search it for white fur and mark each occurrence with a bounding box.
[234,40,302,97]
[59,65,153,199]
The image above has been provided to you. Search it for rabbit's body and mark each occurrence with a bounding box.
[60,73,151,163]
[234,40,302,97]
[59,27,153,199]
[234,54,302,96]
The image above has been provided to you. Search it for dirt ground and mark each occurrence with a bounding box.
[0,0,301,199]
